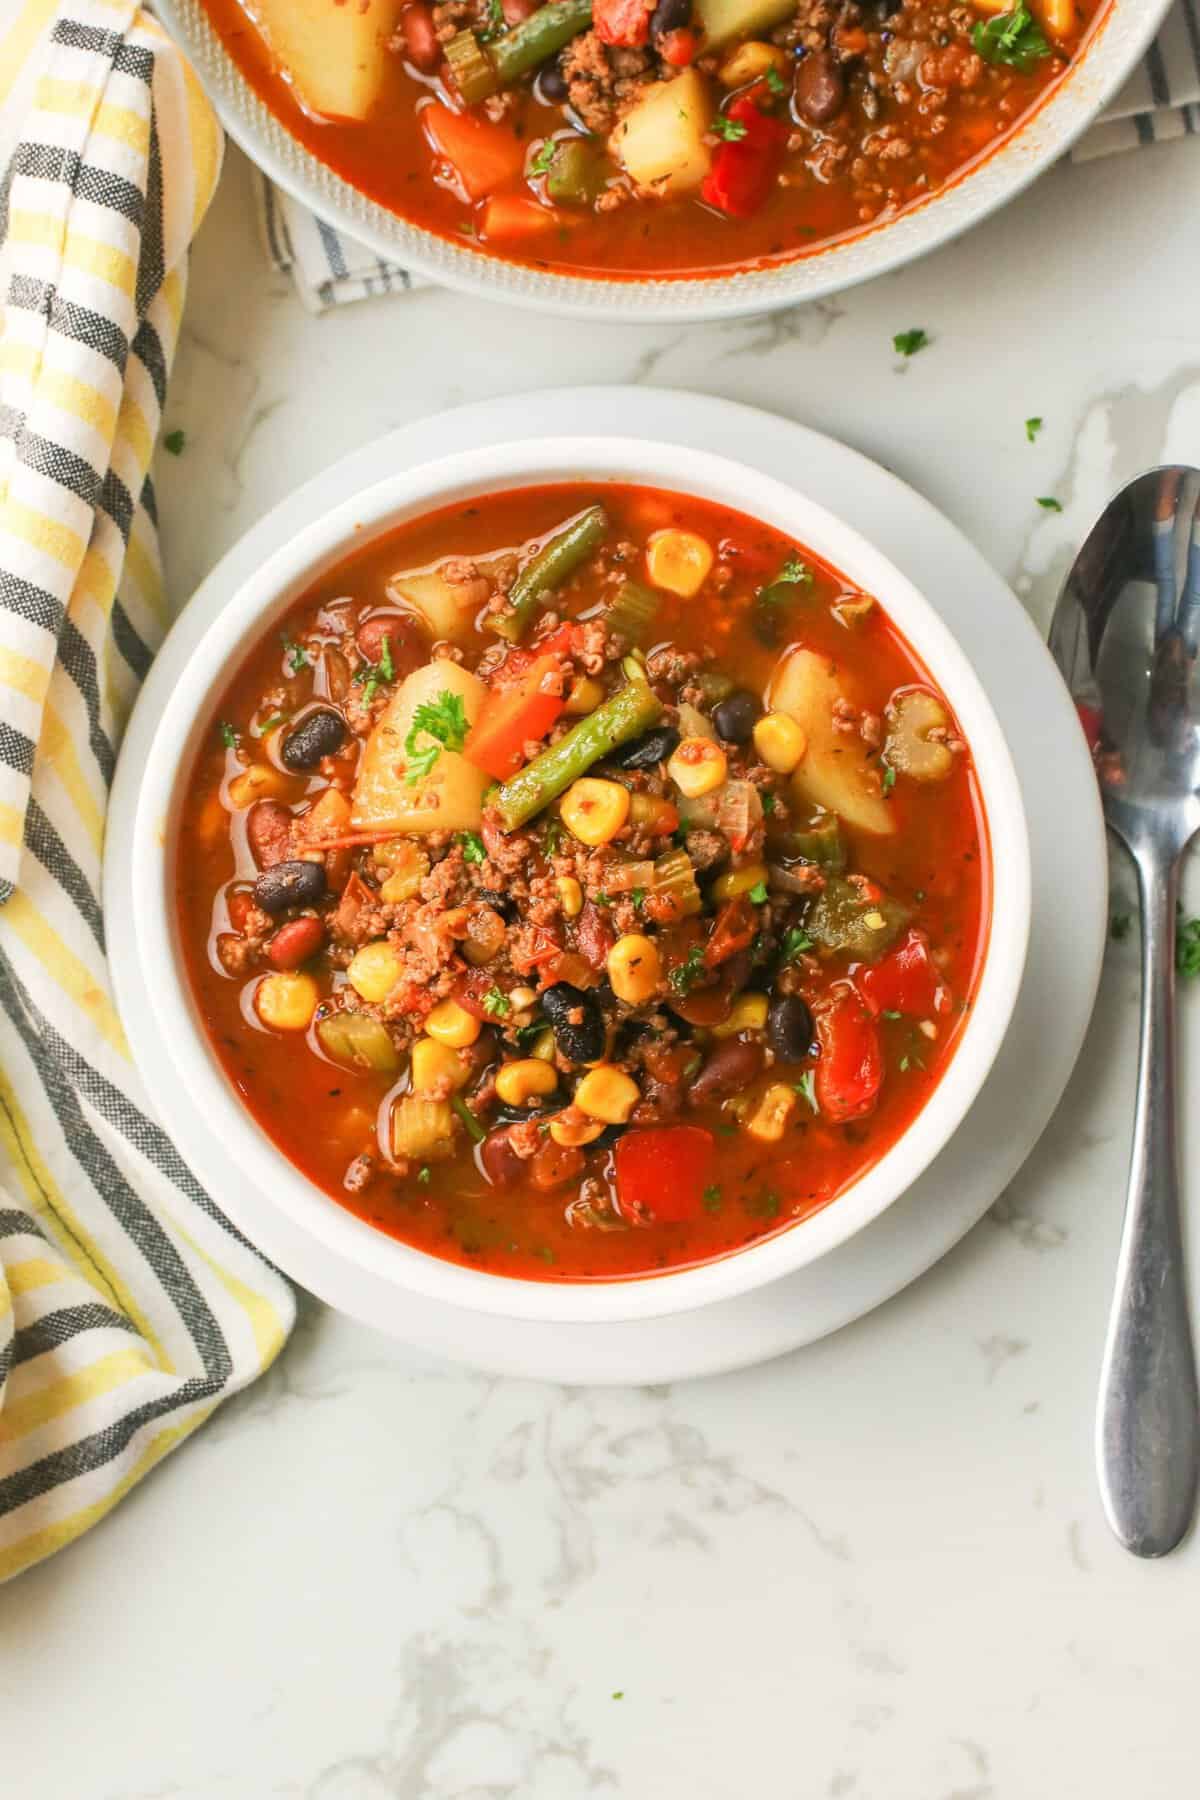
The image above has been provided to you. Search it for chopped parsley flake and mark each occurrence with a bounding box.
[748,880,769,905]
[631,887,646,910]
[482,987,511,1017]
[282,633,309,673]
[748,1188,781,1220]
[778,553,813,587]
[893,328,929,358]
[973,4,1051,70]
[611,1691,625,1700]
[218,720,236,749]
[765,64,788,96]
[1037,496,1063,512]
[163,428,186,456]
[795,1069,818,1114]
[762,792,776,815]
[1179,912,1200,978]
[460,831,487,865]
[882,764,897,794]
[1025,416,1043,443]
[702,1184,722,1213]
[405,687,469,784]
[417,1165,431,1185]
[669,943,707,996]
[882,1009,902,1021]
[1110,911,1132,942]
[712,114,748,142]
[529,140,557,177]
[782,925,815,962]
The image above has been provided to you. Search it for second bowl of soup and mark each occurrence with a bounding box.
[135,438,1029,1322]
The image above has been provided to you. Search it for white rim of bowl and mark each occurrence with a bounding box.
[131,436,1030,1322]
[158,0,1168,322]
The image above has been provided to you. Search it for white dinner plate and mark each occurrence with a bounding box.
[106,387,1107,1383]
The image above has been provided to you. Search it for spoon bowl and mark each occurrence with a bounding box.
[1050,466,1200,1557]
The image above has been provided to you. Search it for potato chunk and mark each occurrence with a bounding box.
[248,0,401,122]
[766,646,895,837]
[611,69,714,196]
[352,660,489,834]
[693,0,794,52]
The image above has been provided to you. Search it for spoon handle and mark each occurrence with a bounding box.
[1097,851,1199,1556]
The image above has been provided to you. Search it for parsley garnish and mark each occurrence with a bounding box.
[479,0,504,38]
[669,943,706,996]
[762,792,776,815]
[1110,911,1132,942]
[1037,496,1063,512]
[757,552,814,617]
[282,633,309,673]
[893,328,929,358]
[778,553,813,587]
[973,4,1051,71]
[748,1188,781,1219]
[259,710,290,733]
[482,987,510,1017]
[163,428,186,456]
[702,1184,722,1213]
[781,925,814,962]
[218,720,236,749]
[765,64,788,96]
[1025,416,1043,443]
[460,831,487,865]
[882,1009,902,1021]
[355,632,396,706]
[611,1691,625,1701]
[882,764,897,794]
[529,140,557,177]
[544,818,562,857]
[405,687,469,785]
[712,114,748,142]
[795,1070,818,1113]
[631,887,646,910]
[1179,912,1200,978]
[417,1165,431,1185]
[594,892,613,908]
[748,880,769,905]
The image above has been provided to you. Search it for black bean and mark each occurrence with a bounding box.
[712,690,761,743]
[541,982,606,1063]
[281,708,346,771]
[794,48,846,125]
[591,1123,627,1149]
[649,0,690,38]
[253,859,327,915]
[475,886,516,922]
[614,725,680,770]
[538,60,569,102]
[493,1099,558,1125]
[766,994,815,1062]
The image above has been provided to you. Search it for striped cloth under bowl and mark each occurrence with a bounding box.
[261,0,1200,312]
[0,0,294,1585]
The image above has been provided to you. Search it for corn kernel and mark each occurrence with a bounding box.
[411,1037,469,1095]
[719,39,788,86]
[556,875,584,918]
[564,675,605,715]
[530,1028,557,1062]
[863,911,887,931]
[712,861,769,902]
[746,1083,798,1144]
[561,777,630,846]
[495,1058,559,1106]
[712,992,769,1039]
[228,764,291,809]
[607,933,662,1006]
[425,997,482,1048]
[645,529,714,599]
[377,843,429,904]
[509,986,538,1011]
[255,971,318,1032]
[575,1065,640,1124]
[667,737,727,799]
[753,711,807,775]
[549,1107,607,1148]
[347,940,404,1003]
[629,792,679,832]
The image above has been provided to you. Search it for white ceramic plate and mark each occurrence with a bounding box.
[156,0,1171,321]
[106,387,1107,1380]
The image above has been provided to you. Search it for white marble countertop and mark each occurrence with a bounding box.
[4,136,1200,1799]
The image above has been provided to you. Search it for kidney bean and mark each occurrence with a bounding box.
[226,888,256,934]
[530,1139,584,1192]
[266,915,325,970]
[253,858,327,915]
[400,1,440,70]
[281,708,347,771]
[576,901,615,971]
[794,48,846,125]
[246,799,292,868]
[766,994,815,1061]
[480,1128,525,1187]
[689,1037,765,1105]
[356,612,421,670]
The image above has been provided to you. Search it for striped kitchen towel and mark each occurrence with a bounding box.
[0,0,294,1584]
[260,0,1200,311]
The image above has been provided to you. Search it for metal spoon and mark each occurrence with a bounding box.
[1049,466,1200,1557]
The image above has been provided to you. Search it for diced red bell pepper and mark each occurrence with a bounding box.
[659,26,698,65]
[422,102,526,202]
[615,1125,716,1223]
[700,93,788,219]
[594,0,651,47]
[465,652,566,779]
[479,193,561,241]
[705,896,756,967]
[857,929,946,1019]
[815,985,884,1124]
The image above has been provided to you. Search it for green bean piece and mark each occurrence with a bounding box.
[494,503,609,643]
[545,137,607,206]
[446,0,593,105]
[496,681,664,831]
